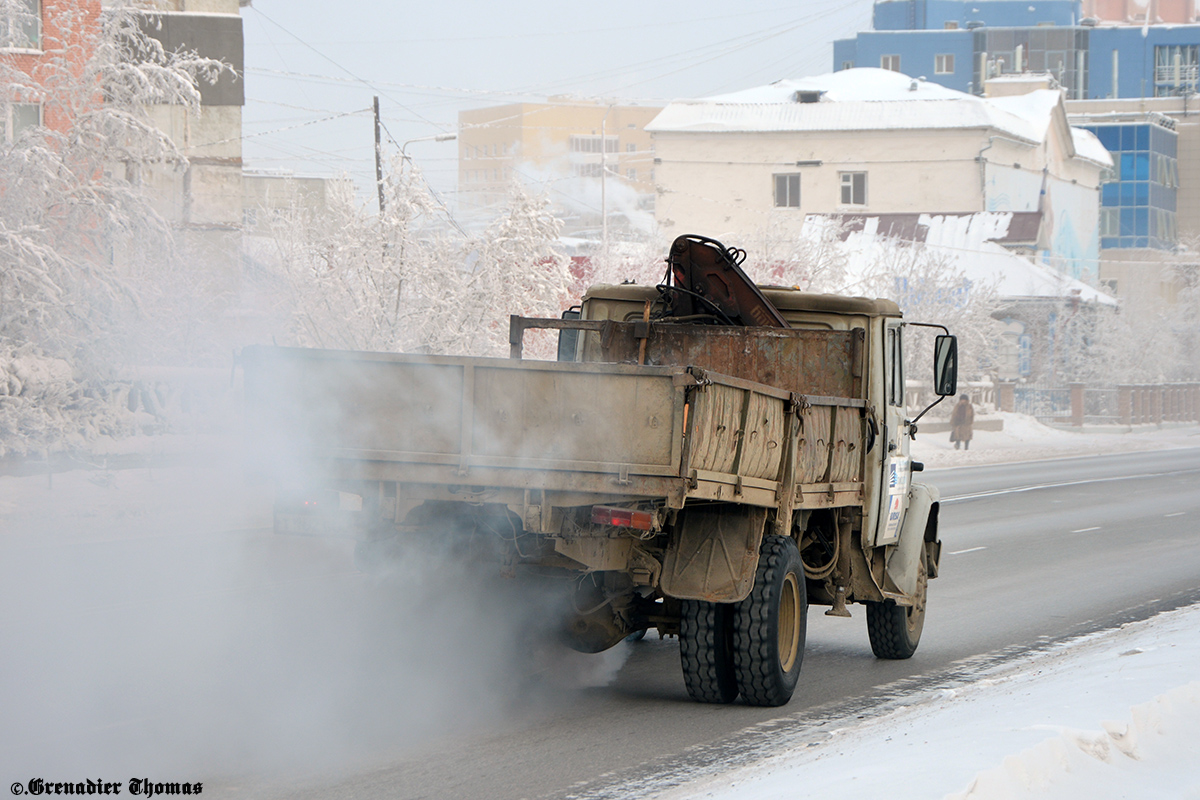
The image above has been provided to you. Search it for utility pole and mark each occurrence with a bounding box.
[601,104,614,262]
[373,96,386,215]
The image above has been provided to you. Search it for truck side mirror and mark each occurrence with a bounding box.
[557,308,581,362]
[933,335,958,397]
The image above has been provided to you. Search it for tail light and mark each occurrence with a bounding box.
[591,505,655,531]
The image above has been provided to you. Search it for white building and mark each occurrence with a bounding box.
[647,69,1111,280]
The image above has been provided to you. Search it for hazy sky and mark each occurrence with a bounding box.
[240,0,877,196]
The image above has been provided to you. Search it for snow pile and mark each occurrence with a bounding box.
[948,683,1200,799]
[3,353,74,400]
[653,602,1200,800]
[912,411,1199,467]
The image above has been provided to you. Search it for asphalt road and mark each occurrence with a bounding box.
[2,447,1199,798]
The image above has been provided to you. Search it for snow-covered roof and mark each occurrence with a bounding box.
[647,69,1111,168]
[986,90,1112,166]
[807,212,1115,305]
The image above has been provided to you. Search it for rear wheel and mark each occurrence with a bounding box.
[866,554,927,659]
[680,600,738,704]
[732,535,807,707]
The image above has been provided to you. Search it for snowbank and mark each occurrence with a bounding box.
[948,682,1200,799]
[654,603,1200,800]
[912,412,1200,468]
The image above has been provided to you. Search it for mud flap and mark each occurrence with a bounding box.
[661,504,768,603]
[884,482,938,598]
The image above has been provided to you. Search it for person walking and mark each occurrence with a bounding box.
[950,393,974,450]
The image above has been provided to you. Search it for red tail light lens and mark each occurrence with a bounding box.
[591,505,654,531]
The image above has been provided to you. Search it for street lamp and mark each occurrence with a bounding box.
[375,130,456,216]
[401,132,458,161]
[395,132,465,237]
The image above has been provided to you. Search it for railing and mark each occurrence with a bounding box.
[1082,386,1121,425]
[995,381,1200,426]
[1117,383,1200,426]
[1155,64,1199,84]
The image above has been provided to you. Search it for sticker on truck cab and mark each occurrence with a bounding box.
[881,457,911,544]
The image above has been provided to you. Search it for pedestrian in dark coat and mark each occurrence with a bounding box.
[950,394,974,450]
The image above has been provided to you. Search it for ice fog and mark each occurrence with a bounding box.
[0,445,630,783]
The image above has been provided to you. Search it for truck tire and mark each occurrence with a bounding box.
[732,534,806,707]
[680,600,738,704]
[866,553,927,659]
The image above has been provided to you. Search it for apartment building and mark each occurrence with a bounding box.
[458,100,660,230]
[647,69,1109,278]
[1,0,102,141]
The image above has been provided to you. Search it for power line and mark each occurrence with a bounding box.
[247,5,451,135]
[205,108,369,148]
[239,4,824,48]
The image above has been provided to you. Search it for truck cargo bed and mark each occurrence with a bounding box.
[242,344,866,513]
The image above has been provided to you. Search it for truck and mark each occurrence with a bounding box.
[242,234,958,707]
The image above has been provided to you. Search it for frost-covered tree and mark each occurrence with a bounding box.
[852,241,1003,395]
[742,217,849,292]
[737,221,1002,398]
[1062,271,1189,385]
[260,167,573,359]
[0,1,226,454]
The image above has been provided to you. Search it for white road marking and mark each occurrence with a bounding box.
[942,467,1200,504]
[1072,526,1101,533]
[1165,512,1186,518]
[948,546,986,555]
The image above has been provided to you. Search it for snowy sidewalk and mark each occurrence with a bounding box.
[655,603,1200,800]
[912,412,1200,469]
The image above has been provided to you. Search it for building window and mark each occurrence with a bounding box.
[1100,208,1119,237]
[626,168,636,181]
[569,134,618,154]
[4,102,40,141]
[881,54,901,72]
[1154,45,1199,95]
[572,163,603,178]
[1,0,39,50]
[773,173,800,208]
[935,54,955,74]
[626,143,636,153]
[840,172,867,206]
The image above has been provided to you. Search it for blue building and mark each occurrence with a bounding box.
[834,1,1200,100]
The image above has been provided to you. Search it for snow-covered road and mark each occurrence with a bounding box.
[2,422,1197,799]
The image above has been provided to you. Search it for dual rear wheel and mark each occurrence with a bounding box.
[680,535,806,707]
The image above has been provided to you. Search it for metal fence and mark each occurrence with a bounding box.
[1012,383,1072,424]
